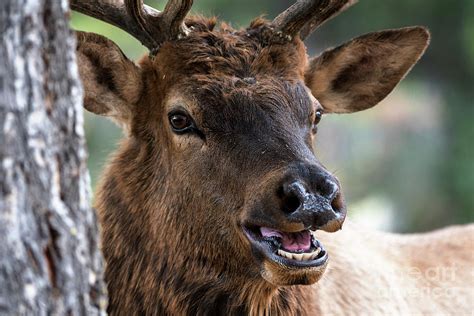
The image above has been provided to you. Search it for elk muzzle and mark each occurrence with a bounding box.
[241,162,346,285]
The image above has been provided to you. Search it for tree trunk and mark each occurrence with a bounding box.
[0,0,106,314]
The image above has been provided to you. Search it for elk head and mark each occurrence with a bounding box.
[73,0,429,311]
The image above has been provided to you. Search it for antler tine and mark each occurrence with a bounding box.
[300,0,357,39]
[123,0,160,49]
[71,0,194,52]
[71,0,158,50]
[272,0,357,40]
[162,0,194,39]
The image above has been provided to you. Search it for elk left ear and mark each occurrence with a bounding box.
[76,31,143,127]
[305,27,430,113]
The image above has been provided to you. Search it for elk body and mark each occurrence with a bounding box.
[72,0,474,314]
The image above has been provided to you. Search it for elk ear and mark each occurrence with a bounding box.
[76,31,142,126]
[305,27,430,113]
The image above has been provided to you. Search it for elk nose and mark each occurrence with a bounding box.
[280,180,338,214]
[278,177,345,232]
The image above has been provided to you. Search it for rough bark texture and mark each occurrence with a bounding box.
[0,0,106,314]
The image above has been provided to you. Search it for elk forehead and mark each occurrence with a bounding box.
[152,18,308,84]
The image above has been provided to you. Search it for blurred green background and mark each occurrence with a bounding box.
[71,0,473,233]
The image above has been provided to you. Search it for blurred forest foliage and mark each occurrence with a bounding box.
[71,0,473,233]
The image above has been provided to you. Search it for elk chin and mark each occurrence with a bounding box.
[261,257,328,286]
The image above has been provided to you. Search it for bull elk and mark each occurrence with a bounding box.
[71,0,473,314]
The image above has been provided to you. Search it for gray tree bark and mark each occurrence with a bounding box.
[0,0,106,315]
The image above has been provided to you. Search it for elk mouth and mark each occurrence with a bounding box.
[243,225,328,268]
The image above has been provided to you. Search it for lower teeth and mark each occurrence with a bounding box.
[277,247,321,261]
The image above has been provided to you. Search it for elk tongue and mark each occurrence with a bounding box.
[260,227,312,252]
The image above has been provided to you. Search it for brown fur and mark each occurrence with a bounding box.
[75,16,472,315]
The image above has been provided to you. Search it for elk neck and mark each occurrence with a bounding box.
[95,139,319,315]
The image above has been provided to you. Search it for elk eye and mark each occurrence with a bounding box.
[311,110,323,134]
[169,111,193,132]
[314,110,323,125]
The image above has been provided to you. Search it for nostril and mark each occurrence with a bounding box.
[281,192,301,214]
[331,190,343,212]
[321,179,339,201]
[277,181,305,214]
[327,181,339,200]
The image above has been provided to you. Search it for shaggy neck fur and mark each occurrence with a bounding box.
[96,140,317,315]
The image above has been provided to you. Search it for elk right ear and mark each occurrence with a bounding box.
[304,27,430,114]
[76,31,142,126]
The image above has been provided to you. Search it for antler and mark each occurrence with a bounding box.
[272,0,357,40]
[70,0,193,52]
